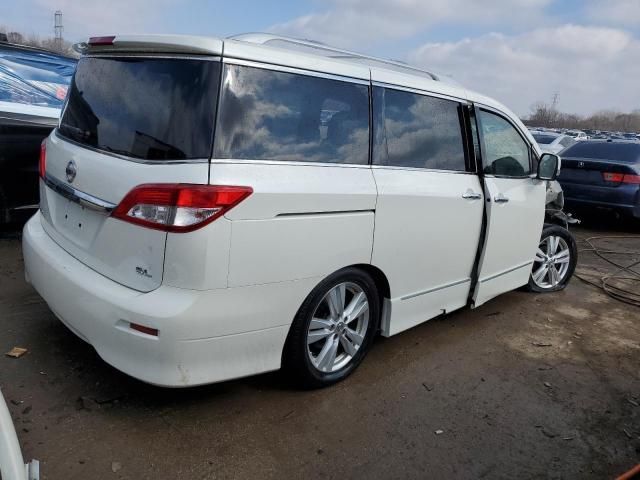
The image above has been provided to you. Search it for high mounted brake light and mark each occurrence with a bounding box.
[111,184,252,233]
[88,36,115,46]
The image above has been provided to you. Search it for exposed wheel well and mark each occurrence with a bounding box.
[348,264,391,303]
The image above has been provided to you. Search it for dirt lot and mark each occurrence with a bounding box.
[1,217,639,479]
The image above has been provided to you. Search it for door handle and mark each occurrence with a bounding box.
[462,191,482,200]
[494,194,509,203]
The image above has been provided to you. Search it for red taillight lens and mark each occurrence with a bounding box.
[603,172,640,184]
[88,35,115,46]
[39,140,46,179]
[111,184,252,233]
[622,174,640,184]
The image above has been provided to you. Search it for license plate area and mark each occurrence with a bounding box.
[54,198,105,249]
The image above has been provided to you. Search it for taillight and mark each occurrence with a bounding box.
[111,184,252,233]
[39,140,46,179]
[88,35,115,46]
[603,172,640,184]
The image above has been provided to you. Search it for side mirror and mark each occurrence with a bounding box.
[537,153,560,181]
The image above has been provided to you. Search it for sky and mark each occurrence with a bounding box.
[2,0,639,117]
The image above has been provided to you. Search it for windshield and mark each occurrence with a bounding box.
[59,56,220,161]
[532,134,557,145]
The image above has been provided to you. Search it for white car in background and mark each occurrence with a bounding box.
[532,132,576,154]
[22,33,577,388]
[566,130,589,141]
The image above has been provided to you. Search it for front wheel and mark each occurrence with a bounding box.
[526,225,577,293]
[283,268,380,388]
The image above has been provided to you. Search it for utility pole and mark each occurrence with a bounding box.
[550,92,559,127]
[54,10,63,51]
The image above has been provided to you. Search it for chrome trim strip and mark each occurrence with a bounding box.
[10,204,39,211]
[44,174,116,213]
[401,278,471,301]
[372,80,469,104]
[371,164,476,175]
[54,130,209,165]
[210,159,371,169]
[479,261,532,283]
[276,209,373,218]
[222,57,371,85]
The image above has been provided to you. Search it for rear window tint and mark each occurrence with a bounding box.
[373,87,466,171]
[59,56,220,161]
[561,142,640,162]
[214,64,369,164]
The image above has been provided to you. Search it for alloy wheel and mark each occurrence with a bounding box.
[306,282,370,373]
[532,235,571,289]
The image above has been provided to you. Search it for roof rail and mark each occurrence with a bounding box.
[228,33,443,82]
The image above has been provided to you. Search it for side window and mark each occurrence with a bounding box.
[214,64,369,164]
[479,110,531,176]
[373,87,466,171]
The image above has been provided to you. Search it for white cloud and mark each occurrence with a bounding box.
[409,25,640,116]
[270,0,553,48]
[586,0,640,27]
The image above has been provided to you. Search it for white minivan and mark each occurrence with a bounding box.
[22,33,577,388]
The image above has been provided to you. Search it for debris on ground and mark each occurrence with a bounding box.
[5,346,28,358]
[434,429,444,435]
[111,461,122,473]
[544,382,552,388]
[532,342,553,347]
[75,396,94,411]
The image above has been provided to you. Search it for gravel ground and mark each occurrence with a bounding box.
[0,217,639,479]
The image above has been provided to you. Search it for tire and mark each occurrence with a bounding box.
[526,225,577,293]
[283,267,380,388]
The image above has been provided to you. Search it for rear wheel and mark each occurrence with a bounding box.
[283,268,380,388]
[526,225,577,292]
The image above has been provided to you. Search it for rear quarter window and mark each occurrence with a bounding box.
[214,64,370,165]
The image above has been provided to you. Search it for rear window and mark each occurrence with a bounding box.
[59,56,220,161]
[561,142,640,163]
[214,64,369,164]
[532,134,557,145]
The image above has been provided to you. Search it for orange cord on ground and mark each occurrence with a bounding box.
[617,464,640,480]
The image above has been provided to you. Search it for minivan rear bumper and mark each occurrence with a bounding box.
[23,211,306,387]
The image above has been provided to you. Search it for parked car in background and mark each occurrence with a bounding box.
[0,41,76,225]
[558,140,640,219]
[566,130,589,141]
[23,33,574,389]
[531,131,576,154]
